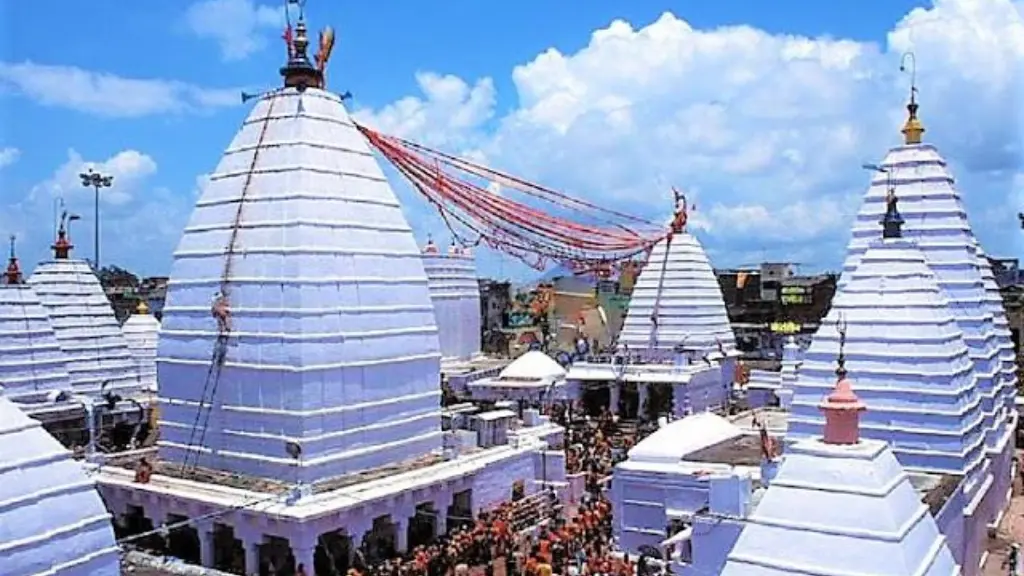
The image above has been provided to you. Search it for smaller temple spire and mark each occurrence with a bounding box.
[52,211,76,260]
[4,234,21,285]
[423,235,439,254]
[899,52,925,145]
[136,300,150,315]
[821,314,866,445]
[881,187,905,239]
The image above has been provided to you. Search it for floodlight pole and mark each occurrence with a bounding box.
[79,168,113,270]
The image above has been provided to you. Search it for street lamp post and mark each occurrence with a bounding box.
[79,168,113,270]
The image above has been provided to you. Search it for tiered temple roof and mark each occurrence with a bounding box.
[122,301,160,392]
[0,238,74,404]
[0,385,120,574]
[618,200,735,355]
[27,226,140,397]
[421,238,482,361]
[789,197,986,482]
[722,368,960,575]
[157,19,442,484]
[838,103,1010,454]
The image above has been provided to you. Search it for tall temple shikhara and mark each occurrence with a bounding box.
[157,10,443,483]
[788,87,1016,573]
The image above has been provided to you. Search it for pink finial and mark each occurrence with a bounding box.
[820,314,866,445]
[423,235,440,254]
[820,377,866,445]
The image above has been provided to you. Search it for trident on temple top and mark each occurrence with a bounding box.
[670,186,693,234]
[835,313,849,378]
[899,51,925,145]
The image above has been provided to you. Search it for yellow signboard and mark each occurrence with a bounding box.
[770,321,802,334]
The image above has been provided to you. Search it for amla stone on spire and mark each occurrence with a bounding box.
[820,314,866,445]
[4,234,20,285]
[280,0,335,90]
[900,51,925,145]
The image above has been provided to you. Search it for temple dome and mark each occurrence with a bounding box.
[421,241,481,361]
[28,245,141,398]
[0,385,120,574]
[840,143,1009,454]
[499,350,566,381]
[720,435,960,575]
[122,301,160,393]
[618,231,735,355]
[790,238,987,482]
[157,87,442,483]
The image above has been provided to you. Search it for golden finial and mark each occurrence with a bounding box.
[899,52,924,145]
[136,300,150,315]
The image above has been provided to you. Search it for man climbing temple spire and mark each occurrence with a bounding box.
[211,290,232,333]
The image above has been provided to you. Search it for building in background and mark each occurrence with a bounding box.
[715,265,838,359]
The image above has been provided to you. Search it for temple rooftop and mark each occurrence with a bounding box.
[103,450,444,495]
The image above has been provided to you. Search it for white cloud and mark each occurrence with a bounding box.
[0,62,241,118]
[0,147,19,169]
[355,0,1024,268]
[183,0,283,61]
[30,149,158,207]
[2,149,196,275]
[353,72,497,149]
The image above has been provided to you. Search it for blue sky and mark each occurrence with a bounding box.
[0,0,1021,279]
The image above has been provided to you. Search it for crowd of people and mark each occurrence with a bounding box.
[346,489,629,576]
[342,403,656,576]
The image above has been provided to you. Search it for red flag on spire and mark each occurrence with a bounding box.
[282,24,294,59]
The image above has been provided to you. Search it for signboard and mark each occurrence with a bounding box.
[780,285,811,305]
[770,321,802,334]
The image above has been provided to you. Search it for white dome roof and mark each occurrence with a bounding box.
[499,351,566,380]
